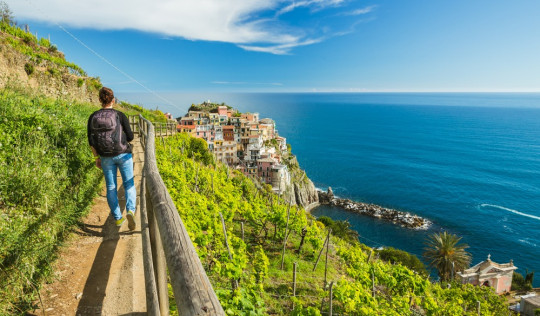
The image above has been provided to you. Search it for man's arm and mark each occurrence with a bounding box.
[118,111,134,142]
[88,113,101,168]
[90,146,101,168]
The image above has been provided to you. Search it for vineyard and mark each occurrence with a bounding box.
[156,133,509,315]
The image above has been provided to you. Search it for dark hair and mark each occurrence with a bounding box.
[99,87,114,106]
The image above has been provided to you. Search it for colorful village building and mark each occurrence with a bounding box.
[177,106,290,192]
[456,254,517,294]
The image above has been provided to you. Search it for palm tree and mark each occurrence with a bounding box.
[423,231,471,282]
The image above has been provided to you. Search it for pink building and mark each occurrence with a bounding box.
[257,158,276,184]
[457,255,517,294]
[217,106,228,116]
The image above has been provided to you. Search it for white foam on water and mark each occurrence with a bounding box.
[518,239,538,247]
[480,204,540,221]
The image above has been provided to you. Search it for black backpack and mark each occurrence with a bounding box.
[90,109,128,156]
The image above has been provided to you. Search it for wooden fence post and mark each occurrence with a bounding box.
[329,281,334,316]
[324,232,330,287]
[241,222,245,241]
[372,270,376,298]
[139,169,160,315]
[292,262,297,297]
[219,212,238,290]
[477,301,480,316]
[313,229,331,272]
[146,191,169,315]
[280,201,292,270]
[141,115,224,315]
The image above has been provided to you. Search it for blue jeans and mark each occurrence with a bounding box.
[101,153,136,220]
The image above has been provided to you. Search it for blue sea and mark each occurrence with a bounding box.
[125,92,540,285]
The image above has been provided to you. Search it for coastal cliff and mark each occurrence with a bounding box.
[282,154,319,210]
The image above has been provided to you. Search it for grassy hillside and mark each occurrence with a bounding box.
[0,86,166,314]
[0,89,102,314]
[157,133,508,316]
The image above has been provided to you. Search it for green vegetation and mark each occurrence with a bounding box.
[0,3,86,77]
[24,62,34,75]
[188,101,233,113]
[424,231,471,282]
[316,216,359,244]
[0,88,103,314]
[1,24,87,76]
[157,133,508,315]
[512,270,535,292]
[377,247,428,277]
[0,1,13,24]
[535,308,540,316]
[116,101,168,123]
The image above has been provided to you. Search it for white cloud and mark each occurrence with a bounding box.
[7,0,369,54]
[239,38,323,55]
[276,0,346,16]
[342,5,377,16]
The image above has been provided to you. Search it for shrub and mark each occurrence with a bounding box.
[534,308,540,316]
[47,67,59,76]
[377,247,429,276]
[512,272,533,291]
[188,137,214,165]
[77,78,84,87]
[38,37,51,48]
[23,62,34,75]
[47,44,57,53]
[88,77,102,91]
[317,216,359,244]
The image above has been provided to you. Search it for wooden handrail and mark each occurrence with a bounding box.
[137,114,224,316]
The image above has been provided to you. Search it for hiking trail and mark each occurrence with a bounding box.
[30,138,147,316]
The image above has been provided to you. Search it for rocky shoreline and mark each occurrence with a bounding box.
[317,187,432,230]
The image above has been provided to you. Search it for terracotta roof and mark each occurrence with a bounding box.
[180,125,196,129]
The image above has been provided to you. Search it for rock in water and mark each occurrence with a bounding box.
[329,198,432,230]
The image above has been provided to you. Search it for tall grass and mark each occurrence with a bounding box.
[0,88,102,314]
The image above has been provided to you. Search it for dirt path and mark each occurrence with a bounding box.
[30,139,147,316]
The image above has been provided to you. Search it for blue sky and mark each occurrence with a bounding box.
[6,0,540,93]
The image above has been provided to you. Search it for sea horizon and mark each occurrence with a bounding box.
[124,91,540,286]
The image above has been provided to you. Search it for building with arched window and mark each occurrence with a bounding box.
[456,254,517,294]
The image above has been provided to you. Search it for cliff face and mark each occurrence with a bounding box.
[282,155,319,211]
[0,36,99,104]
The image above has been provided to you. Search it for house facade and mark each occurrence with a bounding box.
[177,105,291,192]
[456,255,517,294]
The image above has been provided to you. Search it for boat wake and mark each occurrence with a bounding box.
[480,204,540,221]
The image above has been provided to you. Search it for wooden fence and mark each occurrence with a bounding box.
[135,115,224,316]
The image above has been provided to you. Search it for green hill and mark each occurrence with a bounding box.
[157,133,508,316]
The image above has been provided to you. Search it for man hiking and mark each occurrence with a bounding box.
[87,87,136,230]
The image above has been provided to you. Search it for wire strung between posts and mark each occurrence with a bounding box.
[23,0,183,114]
